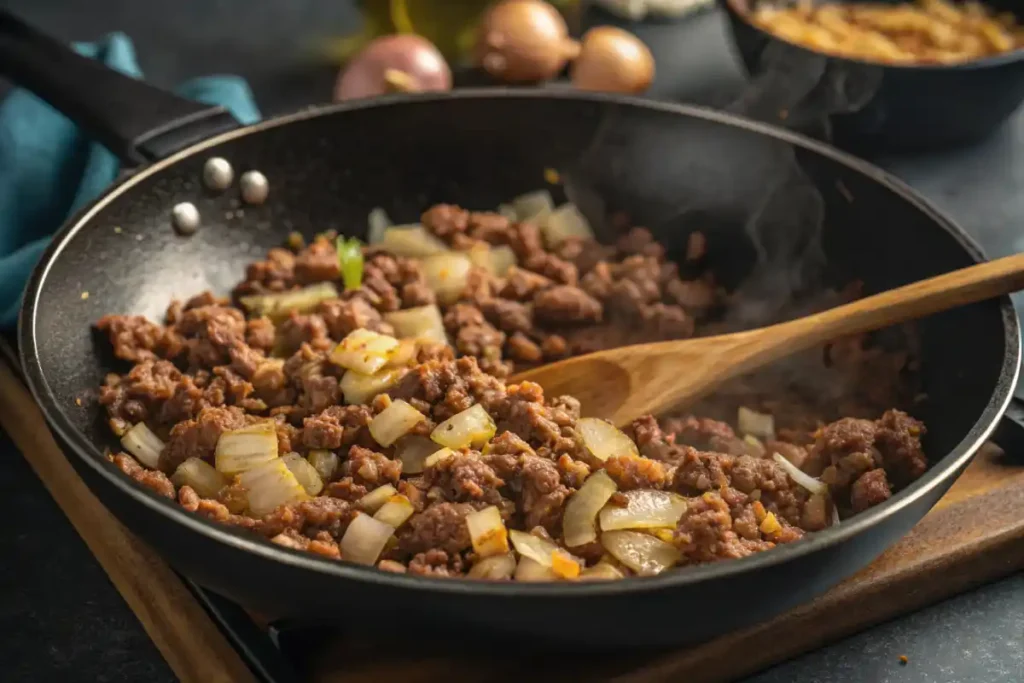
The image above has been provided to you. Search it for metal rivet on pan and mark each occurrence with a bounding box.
[171,202,200,235]
[202,157,234,191]
[239,170,269,205]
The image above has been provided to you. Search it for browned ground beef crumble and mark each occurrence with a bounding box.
[95,203,928,579]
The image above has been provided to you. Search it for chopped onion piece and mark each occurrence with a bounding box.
[340,512,394,565]
[831,502,841,526]
[509,529,580,573]
[542,203,594,247]
[340,367,404,405]
[738,406,776,441]
[369,399,426,447]
[601,530,681,576]
[373,494,415,528]
[743,434,766,456]
[430,403,496,449]
[599,489,687,531]
[577,418,639,463]
[465,505,510,558]
[489,245,518,276]
[385,338,418,368]
[424,447,455,468]
[497,203,518,221]
[357,484,398,513]
[238,459,308,516]
[772,452,828,495]
[367,207,391,245]
[511,189,554,222]
[562,469,618,547]
[307,449,339,483]
[239,282,338,322]
[514,556,559,582]
[420,251,473,304]
[394,435,440,475]
[384,305,448,344]
[120,422,165,470]
[579,562,625,581]
[281,452,324,496]
[215,421,279,475]
[381,225,449,257]
[171,457,227,498]
[468,552,516,580]
[330,328,400,374]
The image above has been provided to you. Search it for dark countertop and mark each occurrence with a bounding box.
[2,2,1024,682]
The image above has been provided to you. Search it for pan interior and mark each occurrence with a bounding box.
[27,94,1011,523]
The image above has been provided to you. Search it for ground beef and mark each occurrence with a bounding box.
[398,502,475,556]
[94,201,928,580]
[850,468,892,512]
[110,453,175,498]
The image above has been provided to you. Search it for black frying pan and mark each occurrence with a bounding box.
[3,12,1021,649]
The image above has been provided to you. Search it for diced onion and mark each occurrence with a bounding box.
[579,562,625,581]
[381,225,449,258]
[369,399,426,447]
[215,421,279,475]
[330,329,400,375]
[357,484,398,513]
[465,505,510,558]
[514,556,559,581]
[601,530,681,576]
[238,458,308,516]
[120,422,165,470]
[738,406,776,441]
[577,418,639,463]
[394,435,440,475]
[772,452,828,495]
[340,367,404,405]
[743,434,766,456]
[562,469,618,547]
[497,203,518,221]
[171,457,227,498]
[599,490,688,532]
[239,282,339,322]
[367,207,391,245]
[281,452,324,496]
[373,494,415,528]
[340,512,394,565]
[307,450,339,483]
[489,245,518,276]
[468,552,517,580]
[430,404,496,449]
[384,305,448,345]
[509,529,580,573]
[420,251,473,304]
[424,447,455,468]
[511,189,554,222]
[385,338,419,368]
[542,203,594,247]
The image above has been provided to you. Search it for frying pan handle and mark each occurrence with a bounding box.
[0,11,240,165]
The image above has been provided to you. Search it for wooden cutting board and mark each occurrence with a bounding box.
[2,350,1023,683]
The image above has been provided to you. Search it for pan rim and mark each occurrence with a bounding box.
[19,88,1022,599]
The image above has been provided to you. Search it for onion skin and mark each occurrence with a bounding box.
[476,0,581,83]
[334,34,452,101]
[570,26,655,94]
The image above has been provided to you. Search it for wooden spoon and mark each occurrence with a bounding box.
[512,252,1024,427]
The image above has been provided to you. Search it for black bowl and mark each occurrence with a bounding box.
[721,0,1024,151]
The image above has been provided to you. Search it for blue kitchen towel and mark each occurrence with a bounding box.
[0,32,261,328]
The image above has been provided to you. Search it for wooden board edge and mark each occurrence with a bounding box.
[0,359,259,683]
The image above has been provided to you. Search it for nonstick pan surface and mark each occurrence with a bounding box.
[4,12,1020,648]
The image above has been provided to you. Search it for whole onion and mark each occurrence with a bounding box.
[334,34,452,101]
[475,0,581,83]
[570,26,655,94]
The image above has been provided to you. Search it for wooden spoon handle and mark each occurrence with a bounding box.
[754,251,1024,361]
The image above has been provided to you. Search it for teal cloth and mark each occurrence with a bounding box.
[0,33,261,328]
